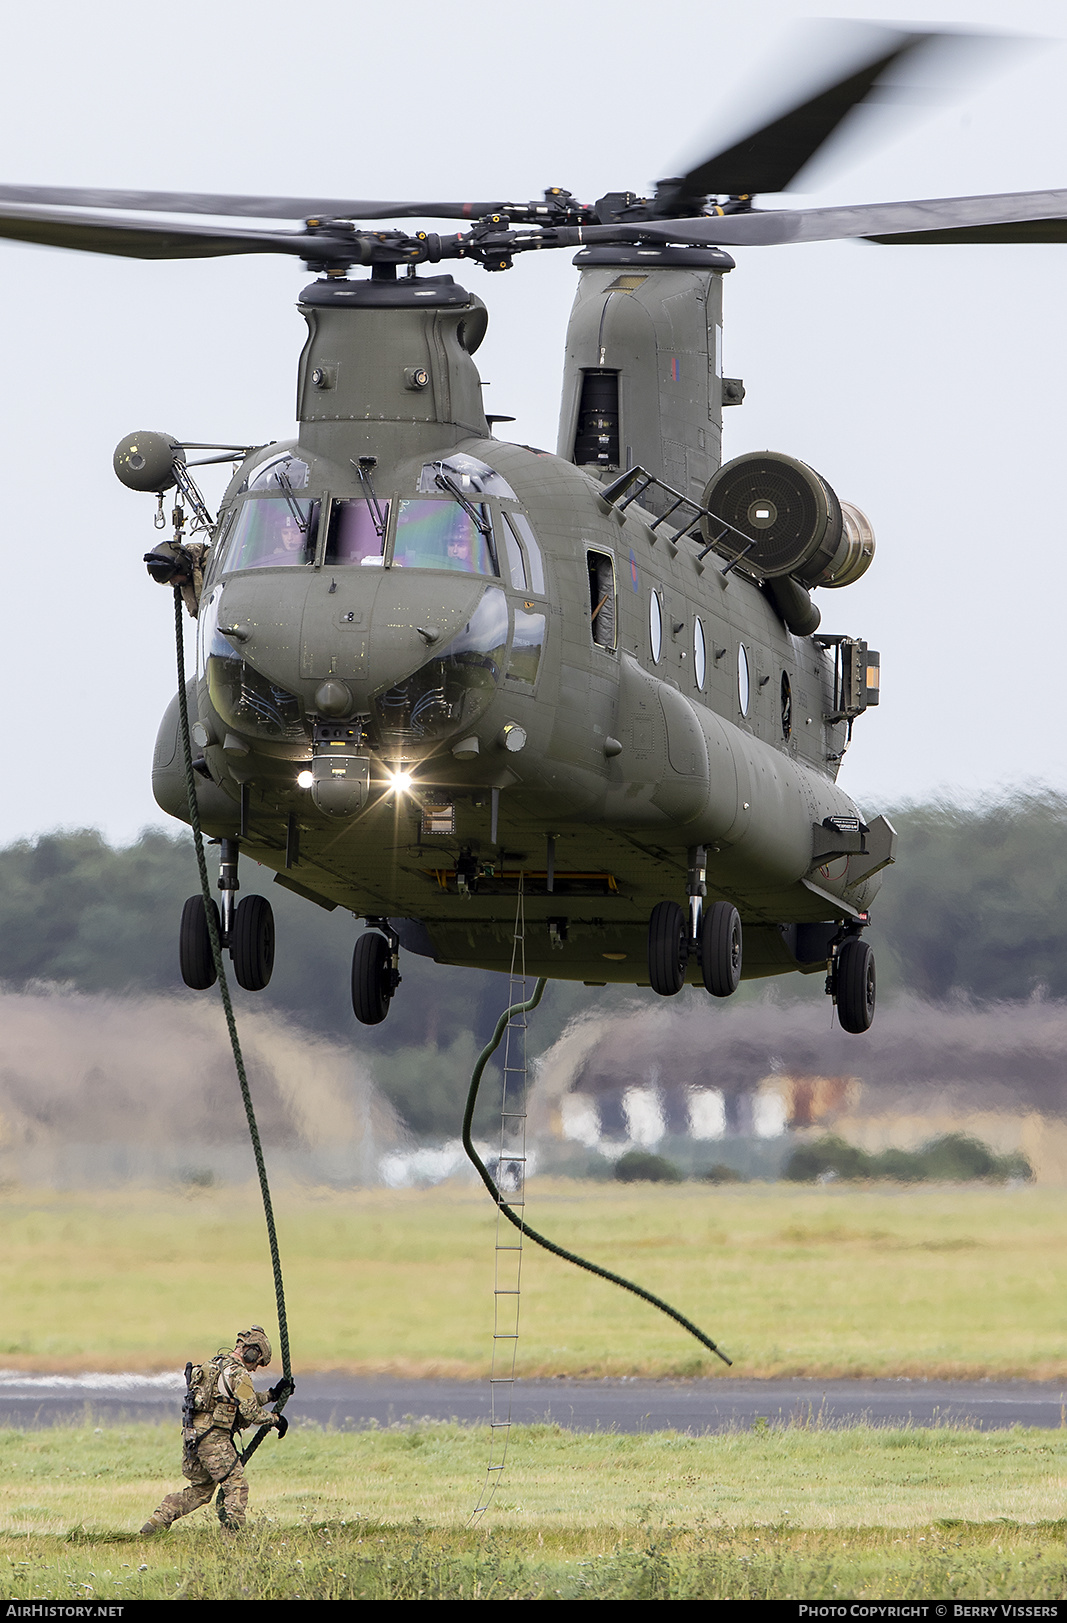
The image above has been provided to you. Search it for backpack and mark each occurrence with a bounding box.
[182,1353,237,1439]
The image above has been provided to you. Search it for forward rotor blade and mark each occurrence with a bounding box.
[623,188,1067,248]
[6,187,1065,269]
[663,24,970,210]
[0,202,358,260]
[866,215,1067,245]
[0,184,505,222]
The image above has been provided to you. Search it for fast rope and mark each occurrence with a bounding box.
[173,589,294,1469]
[462,979,732,1369]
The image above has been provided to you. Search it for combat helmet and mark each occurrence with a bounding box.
[237,1325,272,1366]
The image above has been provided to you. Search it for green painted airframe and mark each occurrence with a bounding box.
[4,26,1058,1030]
[143,254,890,1031]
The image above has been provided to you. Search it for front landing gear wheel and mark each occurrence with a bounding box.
[835,938,876,1033]
[352,931,395,1025]
[231,894,275,991]
[701,902,742,997]
[647,900,689,996]
[179,895,220,990]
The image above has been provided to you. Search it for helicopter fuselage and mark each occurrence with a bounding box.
[150,262,892,990]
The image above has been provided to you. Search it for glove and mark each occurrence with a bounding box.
[274,1414,289,1439]
[268,1376,295,1403]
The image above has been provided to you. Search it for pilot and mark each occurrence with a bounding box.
[445,528,475,571]
[256,510,307,567]
[140,1324,289,1535]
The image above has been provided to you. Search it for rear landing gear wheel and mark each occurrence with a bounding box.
[179,895,220,990]
[352,930,395,1025]
[835,938,876,1033]
[701,901,742,997]
[647,900,689,996]
[231,894,275,991]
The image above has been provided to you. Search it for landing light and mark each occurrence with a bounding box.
[296,770,314,789]
[389,770,414,794]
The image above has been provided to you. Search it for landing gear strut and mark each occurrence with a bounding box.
[178,838,275,993]
[647,846,743,999]
[352,921,401,1025]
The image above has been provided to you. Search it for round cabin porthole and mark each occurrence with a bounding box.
[649,591,662,662]
[694,616,706,689]
[738,643,750,716]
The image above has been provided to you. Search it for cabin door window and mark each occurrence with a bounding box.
[587,551,617,651]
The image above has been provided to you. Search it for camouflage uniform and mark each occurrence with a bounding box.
[178,541,207,620]
[144,1336,281,1533]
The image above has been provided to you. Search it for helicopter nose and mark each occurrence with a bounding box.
[213,568,488,714]
[298,570,488,712]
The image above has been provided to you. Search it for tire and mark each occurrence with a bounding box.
[701,901,742,997]
[836,938,876,1033]
[647,900,689,996]
[231,894,275,992]
[352,931,393,1025]
[180,894,219,990]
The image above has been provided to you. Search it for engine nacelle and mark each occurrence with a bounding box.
[701,451,875,589]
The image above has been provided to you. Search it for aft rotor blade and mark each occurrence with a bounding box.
[665,24,964,209]
[0,202,360,260]
[623,188,1067,248]
[0,184,507,222]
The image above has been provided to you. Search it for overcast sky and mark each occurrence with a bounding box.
[2,0,1066,845]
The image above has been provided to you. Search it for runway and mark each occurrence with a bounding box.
[2,1370,1065,1434]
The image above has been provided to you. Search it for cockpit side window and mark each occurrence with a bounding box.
[202,510,236,592]
[325,498,390,566]
[505,512,545,595]
[501,521,527,590]
[390,499,497,576]
[507,609,546,687]
[222,496,319,571]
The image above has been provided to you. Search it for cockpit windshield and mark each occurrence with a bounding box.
[391,499,496,576]
[324,499,389,566]
[221,496,319,571]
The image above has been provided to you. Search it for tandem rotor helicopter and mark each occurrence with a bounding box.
[3,24,1058,1035]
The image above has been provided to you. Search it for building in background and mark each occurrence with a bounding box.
[532,996,1067,1182]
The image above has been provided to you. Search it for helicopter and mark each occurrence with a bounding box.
[2,25,1059,1036]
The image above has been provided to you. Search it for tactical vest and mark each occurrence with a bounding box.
[183,1353,239,1440]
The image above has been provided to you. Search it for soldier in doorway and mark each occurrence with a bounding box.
[141,1324,290,1534]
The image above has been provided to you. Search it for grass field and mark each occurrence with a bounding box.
[1,1179,1066,1379]
[1,1421,1067,1599]
[5,1180,1067,1598]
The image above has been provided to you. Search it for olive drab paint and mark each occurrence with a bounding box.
[20,23,1011,1031]
[148,257,893,1005]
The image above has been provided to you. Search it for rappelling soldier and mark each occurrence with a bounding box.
[140,1324,291,1535]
